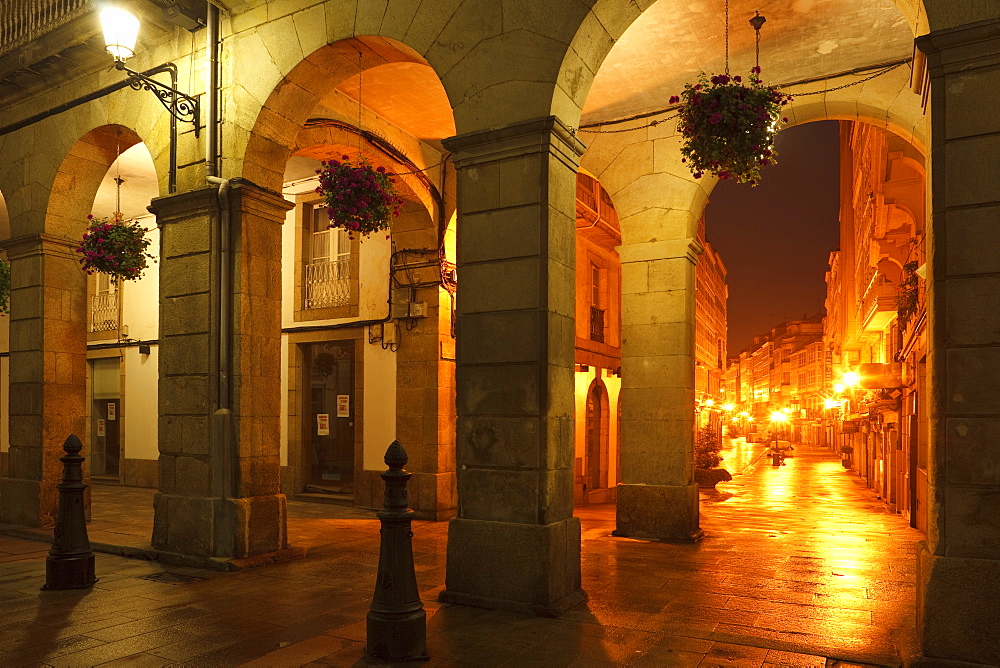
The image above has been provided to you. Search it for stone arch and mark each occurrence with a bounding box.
[46,125,146,239]
[242,36,453,193]
[292,125,436,222]
[583,376,610,494]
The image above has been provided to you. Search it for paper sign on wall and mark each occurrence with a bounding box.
[107,402,116,421]
[316,413,330,436]
[337,395,350,418]
[97,419,106,437]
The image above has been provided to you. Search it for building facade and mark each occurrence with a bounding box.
[825,120,928,530]
[694,216,728,430]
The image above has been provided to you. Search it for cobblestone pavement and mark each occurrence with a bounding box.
[0,442,923,667]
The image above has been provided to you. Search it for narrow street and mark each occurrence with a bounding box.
[0,442,922,666]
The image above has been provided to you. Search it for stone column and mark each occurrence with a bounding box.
[391,209,457,522]
[0,235,88,527]
[915,18,1000,664]
[438,117,586,616]
[149,179,292,560]
[615,238,704,542]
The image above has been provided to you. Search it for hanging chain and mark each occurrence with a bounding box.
[357,50,363,159]
[789,62,905,96]
[750,12,766,70]
[724,0,730,75]
[755,19,760,68]
[114,129,123,218]
[577,60,909,134]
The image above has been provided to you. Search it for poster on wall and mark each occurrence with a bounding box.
[337,395,350,418]
[107,402,116,421]
[316,414,330,436]
[97,419,106,437]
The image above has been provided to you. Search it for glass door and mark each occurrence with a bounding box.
[304,341,355,491]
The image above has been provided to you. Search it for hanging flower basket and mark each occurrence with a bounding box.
[0,258,9,314]
[672,67,793,186]
[895,260,920,329]
[76,214,155,283]
[315,156,403,239]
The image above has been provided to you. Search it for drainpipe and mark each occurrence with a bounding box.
[204,0,234,555]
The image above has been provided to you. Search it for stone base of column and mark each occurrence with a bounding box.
[915,545,1000,664]
[439,517,586,617]
[152,492,288,559]
[613,483,703,543]
[0,477,59,528]
[410,472,457,521]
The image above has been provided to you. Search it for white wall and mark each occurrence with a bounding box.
[363,340,397,470]
[120,214,159,342]
[123,346,158,460]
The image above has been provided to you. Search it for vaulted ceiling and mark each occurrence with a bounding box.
[581,0,914,126]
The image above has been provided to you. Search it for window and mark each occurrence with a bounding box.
[91,273,118,332]
[304,204,352,309]
[591,264,601,306]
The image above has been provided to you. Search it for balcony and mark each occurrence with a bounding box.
[575,174,621,247]
[304,258,351,309]
[0,0,91,57]
[91,292,119,333]
[0,0,172,101]
[859,281,898,332]
[590,306,605,343]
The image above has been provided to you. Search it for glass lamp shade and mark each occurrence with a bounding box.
[101,8,139,61]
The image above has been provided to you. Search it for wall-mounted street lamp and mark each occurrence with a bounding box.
[100,7,200,136]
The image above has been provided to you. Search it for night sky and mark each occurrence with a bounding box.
[705,120,841,356]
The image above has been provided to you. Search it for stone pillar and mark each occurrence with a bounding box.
[390,205,457,521]
[438,117,586,616]
[615,238,704,542]
[149,179,293,560]
[915,18,1000,664]
[0,235,87,527]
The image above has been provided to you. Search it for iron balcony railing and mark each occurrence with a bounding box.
[91,292,118,333]
[590,306,605,343]
[304,258,351,309]
[0,0,92,59]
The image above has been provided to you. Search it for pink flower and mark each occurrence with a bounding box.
[669,95,680,104]
[709,113,723,124]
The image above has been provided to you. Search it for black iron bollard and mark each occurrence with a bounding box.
[43,434,96,590]
[365,441,428,663]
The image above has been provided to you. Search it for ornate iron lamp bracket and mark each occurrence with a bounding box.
[115,61,200,137]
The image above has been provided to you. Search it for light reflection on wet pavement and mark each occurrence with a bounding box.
[576,441,923,666]
[0,442,921,666]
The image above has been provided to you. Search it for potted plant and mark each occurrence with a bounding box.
[896,260,920,330]
[315,156,404,239]
[694,426,733,488]
[76,214,155,283]
[839,444,854,468]
[672,67,793,186]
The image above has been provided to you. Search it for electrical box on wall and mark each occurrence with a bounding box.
[408,302,427,318]
[390,288,412,319]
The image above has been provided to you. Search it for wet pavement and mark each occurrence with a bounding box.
[0,442,923,666]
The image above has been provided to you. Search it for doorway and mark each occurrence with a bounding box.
[303,341,356,494]
[91,357,121,479]
[584,379,610,503]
